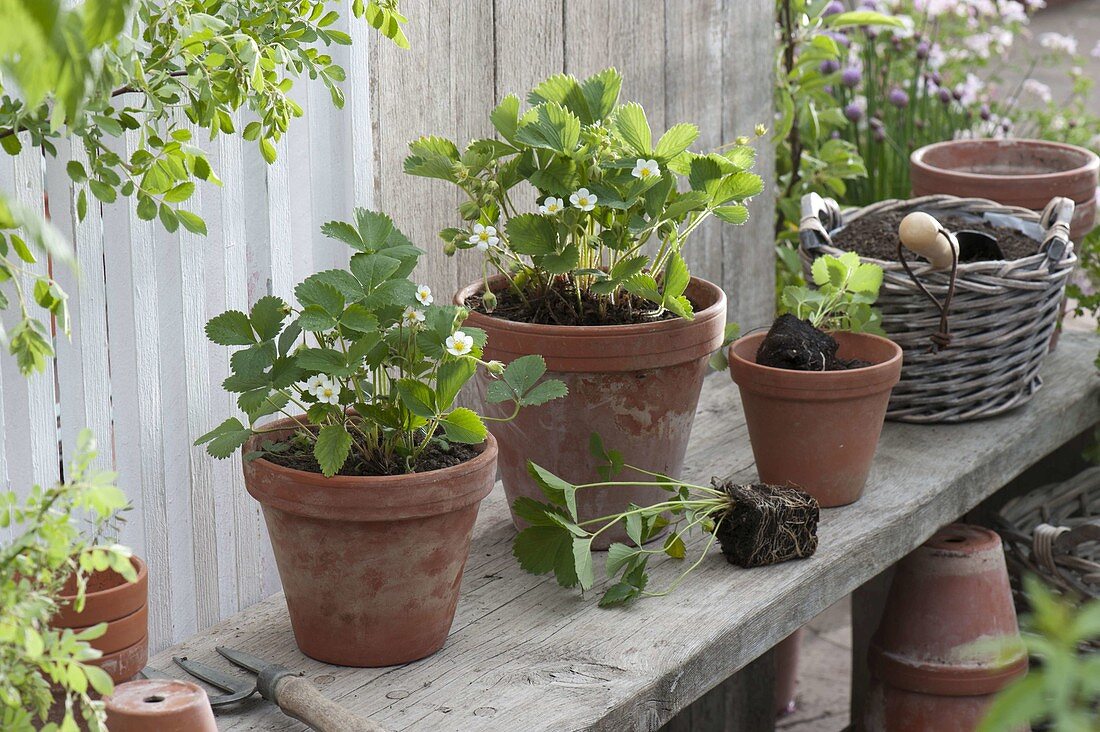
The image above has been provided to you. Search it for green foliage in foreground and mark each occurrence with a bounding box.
[979,577,1100,732]
[0,0,407,376]
[0,430,133,732]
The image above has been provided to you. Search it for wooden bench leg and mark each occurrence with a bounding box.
[663,648,777,732]
[850,566,894,731]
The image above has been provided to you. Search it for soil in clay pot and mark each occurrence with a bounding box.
[756,314,870,371]
[259,435,479,477]
[832,209,1038,262]
[466,276,678,326]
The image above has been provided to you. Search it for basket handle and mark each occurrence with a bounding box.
[1038,196,1074,268]
[798,193,841,255]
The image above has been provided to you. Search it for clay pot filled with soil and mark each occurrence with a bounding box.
[242,419,498,667]
[911,139,1098,242]
[728,316,902,507]
[53,556,148,684]
[865,524,1027,732]
[457,276,726,549]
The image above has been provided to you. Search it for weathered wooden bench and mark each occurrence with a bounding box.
[149,333,1100,731]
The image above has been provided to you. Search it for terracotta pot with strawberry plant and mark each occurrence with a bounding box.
[726,253,902,507]
[197,209,564,667]
[406,68,762,547]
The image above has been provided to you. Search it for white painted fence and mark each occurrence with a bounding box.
[1,0,775,652]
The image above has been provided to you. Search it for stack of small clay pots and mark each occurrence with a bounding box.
[54,556,149,684]
[864,524,1028,732]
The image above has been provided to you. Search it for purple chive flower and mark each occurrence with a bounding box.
[869,116,884,129]
[888,87,910,108]
[841,67,862,88]
[823,0,845,16]
[820,59,840,74]
[873,127,886,142]
[980,104,992,121]
[827,31,852,48]
[938,88,952,104]
[916,41,930,60]
[831,130,842,139]
[952,88,963,102]
[931,71,942,86]
[844,103,864,122]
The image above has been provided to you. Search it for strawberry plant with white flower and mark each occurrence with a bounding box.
[405,67,764,321]
[197,209,566,477]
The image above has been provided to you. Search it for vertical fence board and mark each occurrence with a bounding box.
[721,0,777,329]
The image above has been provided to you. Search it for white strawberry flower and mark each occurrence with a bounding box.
[631,159,660,180]
[467,224,498,252]
[305,374,328,397]
[315,380,342,405]
[569,188,597,211]
[415,284,433,306]
[539,196,565,215]
[402,306,425,326]
[445,330,474,357]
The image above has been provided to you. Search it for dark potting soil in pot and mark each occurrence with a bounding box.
[466,276,679,326]
[713,481,819,568]
[756,314,871,372]
[261,438,479,477]
[831,210,1039,262]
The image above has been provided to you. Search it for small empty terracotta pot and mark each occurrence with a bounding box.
[864,681,1027,732]
[91,635,149,684]
[55,556,147,627]
[870,524,1027,695]
[106,679,217,732]
[911,138,1098,242]
[728,331,902,507]
[53,556,149,682]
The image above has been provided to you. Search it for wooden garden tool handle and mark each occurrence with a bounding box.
[273,675,389,732]
[898,211,958,270]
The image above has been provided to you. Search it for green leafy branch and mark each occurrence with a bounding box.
[0,430,134,732]
[781,252,884,333]
[0,0,407,375]
[512,434,736,608]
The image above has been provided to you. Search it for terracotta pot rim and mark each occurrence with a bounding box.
[728,331,903,393]
[245,422,498,487]
[911,138,1100,184]
[869,645,1029,696]
[454,275,726,336]
[57,555,147,607]
[456,275,727,372]
[243,418,498,521]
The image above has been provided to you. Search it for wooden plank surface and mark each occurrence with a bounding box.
[147,333,1100,732]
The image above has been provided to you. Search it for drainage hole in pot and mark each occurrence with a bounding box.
[943,536,966,544]
[143,695,166,704]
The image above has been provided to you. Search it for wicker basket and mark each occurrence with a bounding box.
[798,193,1077,423]
[996,467,1100,654]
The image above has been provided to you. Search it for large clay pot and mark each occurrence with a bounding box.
[106,679,218,732]
[865,524,1028,732]
[911,139,1098,242]
[54,556,148,683]
[727,331,902,507]
[242,421,497,667]
[456,276,726,549]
